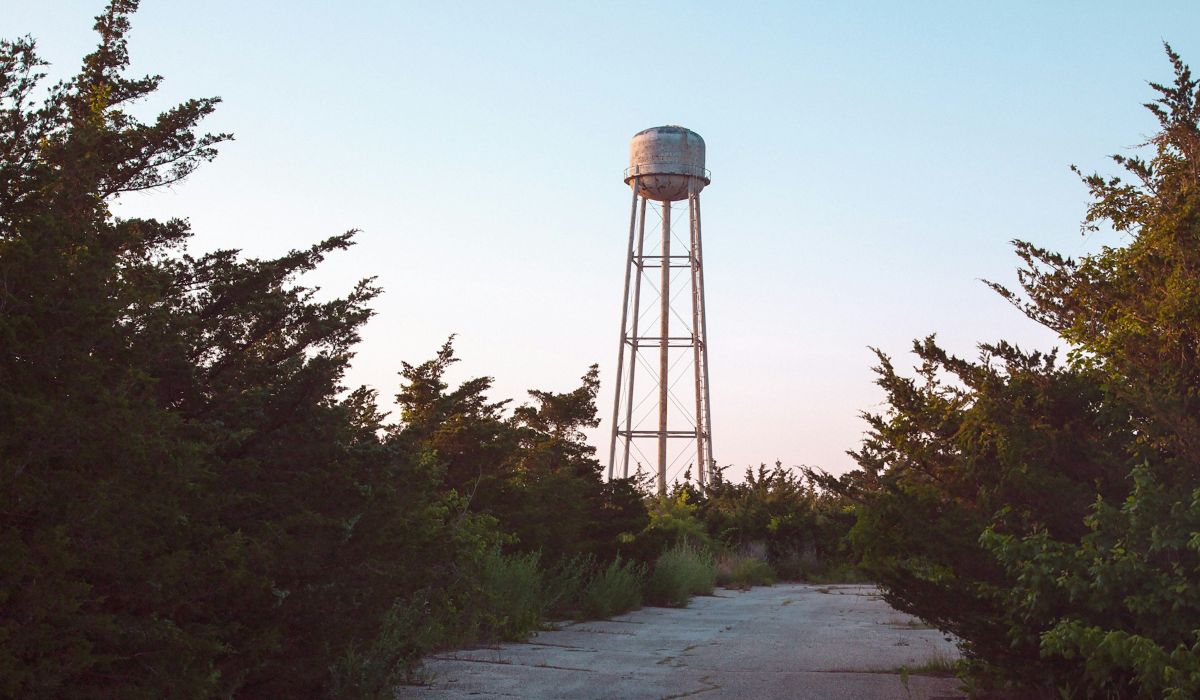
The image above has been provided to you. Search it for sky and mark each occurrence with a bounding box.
[8,1,1200,479]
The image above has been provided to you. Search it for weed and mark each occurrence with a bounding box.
[715,552,776,589]
[541,553,595,618]
[478,549,545,642]
[580,556,645,619]
[645,543,717,606]
[883,616,936,630]
[898,649,960,677]
[802,562,872,585]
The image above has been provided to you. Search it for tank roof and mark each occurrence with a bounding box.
[632,124,703,138]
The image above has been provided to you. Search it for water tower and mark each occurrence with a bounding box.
[607,126,714,496]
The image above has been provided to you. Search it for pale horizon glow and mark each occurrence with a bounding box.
[9,1,1199,479]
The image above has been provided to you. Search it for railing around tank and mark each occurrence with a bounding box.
[623,164,711,181]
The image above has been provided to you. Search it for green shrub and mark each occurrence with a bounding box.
[329,592,452,698]
[699,463,858,577]
[478,549,545,641]
[769,547,869,583]
[803,562,870,584]
[632,492,712,561]
[770,547,820,581]
[731,557,776,587]
[823,48,1200,700]
[715,552,776,589]
[539,553,594,618]
[645,543,716,606]
[580,557,644,619]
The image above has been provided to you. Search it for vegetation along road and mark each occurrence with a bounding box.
[402,583,962,700]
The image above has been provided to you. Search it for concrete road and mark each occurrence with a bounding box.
[400,584,965,699]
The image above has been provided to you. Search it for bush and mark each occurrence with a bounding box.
[715,552,776,589]
[0,6,658,695]
[632,492,712,561]
[539,553,594,619]
[645,543,716,606]
[478,549,545,641]
[580,557,645,619]
[329,591,455,698]
[824,47,1200,699]
[769,547,820,581]
[769,547,868,583]
[698,463,860,580]
[803,562,870,585]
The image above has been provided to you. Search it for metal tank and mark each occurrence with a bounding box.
[623,126,710,202]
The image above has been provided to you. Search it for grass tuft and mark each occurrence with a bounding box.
[580,556,645,619]
[896,648,961,678]
[540,553,594,619]
[645,542,716,606]
[715,552,776,589]
[478,549,544,641]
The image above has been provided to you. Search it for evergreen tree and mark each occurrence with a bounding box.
[829,46,1200,697]
[1,4,243,694]
[1,4,496,696]
[393,341,647,564]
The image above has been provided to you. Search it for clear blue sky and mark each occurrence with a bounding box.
[9,1,1199,478]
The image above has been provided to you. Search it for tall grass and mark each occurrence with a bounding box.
[330,593,433,696]
[645,542,716,607]
[366,550,651,689]
[770,547,868,583]
[715,551,776,589]
[802,562,870,584]
[540,553,594,618]
[478,549,544,641]
[581,556,645,619]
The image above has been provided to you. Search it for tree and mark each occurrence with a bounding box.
[393,342,648,564]
[981,45,1200,699]
[827,46,1200,698]
[698,463,855,579]
[1,4,496,696]
[1,4,243,694]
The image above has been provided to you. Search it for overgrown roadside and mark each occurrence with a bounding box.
[400,583,963,700]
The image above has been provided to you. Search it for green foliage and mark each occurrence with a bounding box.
[632,491,712,560]
[825,45,1200,698]
[393,341,649,566]
[715,552,777,589]
[539,553,595,619]
[644,542,716,606]
[701,462,858,581]
[476,549,545,642]
[580,557,645,619]
[1,6,238,695]
[0,4,631,696]
[800,561,871,585]
[328,591,459,698]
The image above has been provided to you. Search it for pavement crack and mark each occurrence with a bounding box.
[524,662,597,672]
[592,617,645,624]
[661,674,721,698]
[429,656,512,666]
[430,655,597,673]
[524,641,592,651]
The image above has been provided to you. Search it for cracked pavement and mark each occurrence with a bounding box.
[398,583,965,699]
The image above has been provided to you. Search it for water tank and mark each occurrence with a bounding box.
[624,126,709,201]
